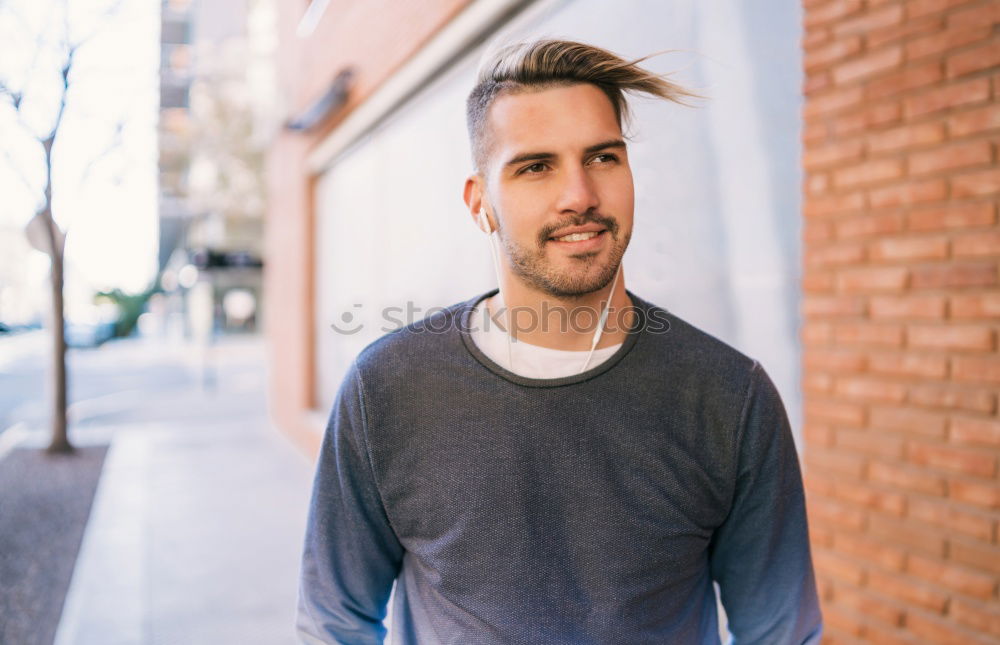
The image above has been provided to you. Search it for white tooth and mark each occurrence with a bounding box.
[556,231,599,242]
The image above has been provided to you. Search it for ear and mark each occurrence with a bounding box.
[463,174,491,233]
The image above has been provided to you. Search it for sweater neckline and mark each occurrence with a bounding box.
[457,287,647,388]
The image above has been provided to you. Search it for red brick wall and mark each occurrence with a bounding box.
[801,1,999,642]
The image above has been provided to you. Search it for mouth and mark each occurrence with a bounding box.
[547,229,608,250]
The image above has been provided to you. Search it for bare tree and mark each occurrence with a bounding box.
[0,0,125,453]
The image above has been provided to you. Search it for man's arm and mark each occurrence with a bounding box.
[296,360,404,645]
[708,361,823,645]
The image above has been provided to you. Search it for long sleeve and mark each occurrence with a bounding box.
[296,360,404,645]
[708,361,823,645]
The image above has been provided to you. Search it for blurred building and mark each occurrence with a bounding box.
[268,1,999,643]
[157,0,275,336]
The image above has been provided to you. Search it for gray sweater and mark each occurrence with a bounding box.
[296,289,823,644]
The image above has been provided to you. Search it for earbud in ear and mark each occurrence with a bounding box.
[478,209,493,234]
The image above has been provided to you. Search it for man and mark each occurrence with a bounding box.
[297,39,822,644]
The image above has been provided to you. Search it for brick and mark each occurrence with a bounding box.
[805,170,830,194]
[803,25,831,48]
[804,71,833,96]
[836,266,908,292]
[903,78,990,119]
[906,609,993,645]
[803,270,835,292]
[835,212,905,239]
[803,121,828,144]
[803,294,865,316]
[833,4,903,37]
[907,439,997,478]
[947,2,1000,30]
[805,242,865,267]
[807,495,867,530]
[804,139,865,170]
[947,103,1000,137]
[805,85,864,119]
[908,140,992,176]
[833,323,904,347]
[823,603,867,637]
[831,479,907,516]
[802,320,833,344]
[908,324,995,351]
[805,371,834,394]
[952,168,1000,197]
[870,294,946,320]
[907,202,994,231]
[805,449,868,479]
[951,415,1000,447]
[868,513,947,556]
[833,46,903,85]
[867,62,944,102]
[909,383,996,414]
[804,191,865,218]
[868,352,948,378]
[805,398,866,425]
[870,405,948,437]
[907,0,980,20]
[867,569,949,612]
[869,235,948,261]
[910,262,996,289]
[908,495,995,540]
[951,292,1000,319]
[805,35,863,71]
[905,24,992,60]
[864,624,919,645]
[836,376,907,403]
[804,422,834,447]
[949,477,1000,510]
[805,0,863,28]
[950,537,1000,577]
[867,14,941,50]
[869,459,946,496]
[813,549,866,585]
[953,230,1000,257]
[834,159,904,189]
[833,532,907,571]
[953,355,1000,384]
[869,179,946,209]
[951,597,1000,639]
[908,553,997,600]
[804,347,867,372]
[867,120,944,153]
[831,583,905,627]
[948,38,1000,78]
[804,218,832,243]
[837,427,905,458]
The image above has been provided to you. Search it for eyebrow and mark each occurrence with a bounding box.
[503,139,627,169]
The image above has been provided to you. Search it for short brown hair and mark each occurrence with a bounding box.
[466,39,700,172]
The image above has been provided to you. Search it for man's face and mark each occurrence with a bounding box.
[481,83,634,299]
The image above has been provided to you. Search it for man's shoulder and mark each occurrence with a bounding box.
[352,292,479,376]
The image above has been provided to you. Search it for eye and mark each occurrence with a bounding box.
[589,152,619,165]
[518,162,549,175]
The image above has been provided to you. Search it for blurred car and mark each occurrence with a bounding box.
[64,321,116,348]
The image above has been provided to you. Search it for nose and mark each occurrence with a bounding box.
[554,164,600,215]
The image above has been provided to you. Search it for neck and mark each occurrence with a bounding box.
[488,265,634,351]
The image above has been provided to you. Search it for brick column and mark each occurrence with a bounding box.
[801,1,999,643]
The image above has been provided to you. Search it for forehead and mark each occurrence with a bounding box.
[486,83,622,156]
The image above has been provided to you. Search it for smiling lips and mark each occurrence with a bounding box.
[548,224,607,244]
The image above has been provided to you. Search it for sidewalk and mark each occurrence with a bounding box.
[19,335,316,645]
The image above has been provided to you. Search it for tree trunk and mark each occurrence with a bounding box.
[46,241,71,454]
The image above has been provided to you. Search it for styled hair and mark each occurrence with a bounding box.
[465,38,700,172]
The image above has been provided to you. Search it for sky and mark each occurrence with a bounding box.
[0,0,159,322]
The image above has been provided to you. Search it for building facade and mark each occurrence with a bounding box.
[268,0,999,642]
